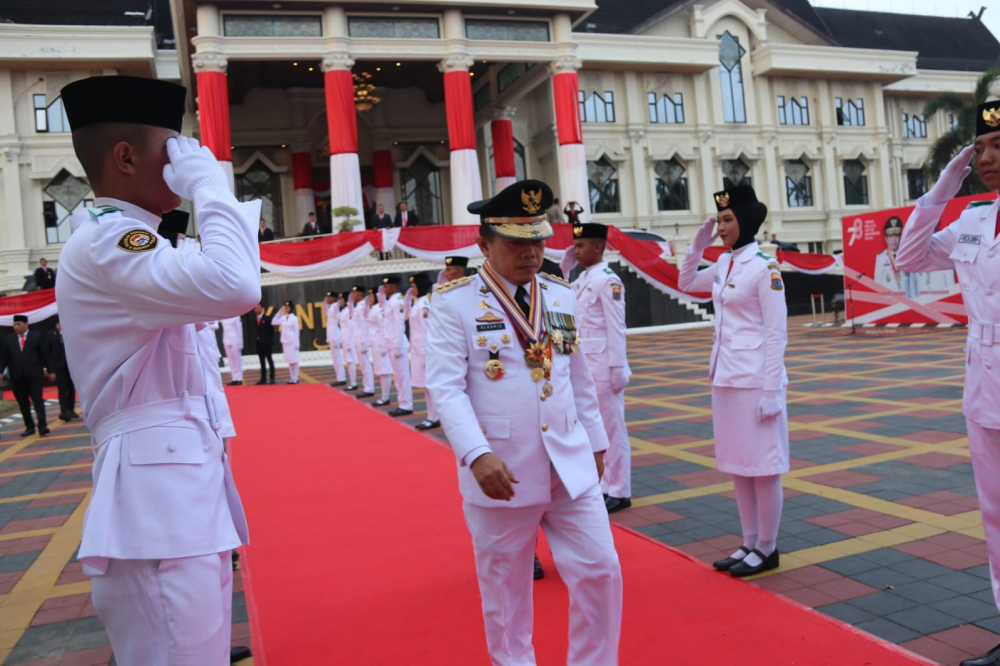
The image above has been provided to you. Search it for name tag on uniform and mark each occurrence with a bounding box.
[959,234,982,245]
[476,323,505,332]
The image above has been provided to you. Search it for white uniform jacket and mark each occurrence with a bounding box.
[409,294,431,355]
[326,303,341,345]
[272,313,300,349]
[55,190,260,569]
[383,293,410,355]
[896,197,1000,428]
[221,317,243,351]
[350,299,370,350]
[678,241,789,391]
[572,261,630,382]
[426,270,611,508]
[197,322,237,439]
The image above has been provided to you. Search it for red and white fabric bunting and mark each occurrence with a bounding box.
[0,290,58,326]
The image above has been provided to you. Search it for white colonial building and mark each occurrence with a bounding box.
[0,0,996,291]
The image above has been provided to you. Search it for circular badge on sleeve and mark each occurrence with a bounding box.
[116,229,158,253]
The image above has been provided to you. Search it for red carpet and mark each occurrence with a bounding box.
[227,384,932,666]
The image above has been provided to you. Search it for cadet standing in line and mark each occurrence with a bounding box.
[407,274,440,430]
[337,293,359,390]
[678,184,789,578]
[348,286,375,398]
[220,315,244,386]
[324,291,347,386]
[571,223,632,513]
[369,289,393,405]
[895,107,1000,666]
[381,276,414,417]
[55,76,259,666]
[272,301,301,384]
[427,180,622,666]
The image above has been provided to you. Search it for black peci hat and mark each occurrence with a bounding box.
[884,216,903,236]
[351,285,364,292]
[978,101,1000,137]
[573,223,608,240]
[61,76,187,133]
[468,179,554,240]
[444,256,469,267]
[13,315,27,324]
[382,276,401,285]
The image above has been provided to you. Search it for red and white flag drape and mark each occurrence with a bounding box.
[0,290,58,326]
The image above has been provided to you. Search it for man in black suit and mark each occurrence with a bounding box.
[394,202,421,227]
[372,204,393,229]
[302,212,321,236]
[46,319,77,421]
[258,218,275,242]
[34,259,55,290]
[0,315,50,436]
[253,303,275,385]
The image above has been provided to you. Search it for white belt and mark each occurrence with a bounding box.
[970,320,1000,347]
[90,390,222,447]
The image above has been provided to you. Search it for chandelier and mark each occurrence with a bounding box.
[353,72,380,112]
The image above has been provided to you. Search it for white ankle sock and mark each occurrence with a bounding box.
[731,475,759,560]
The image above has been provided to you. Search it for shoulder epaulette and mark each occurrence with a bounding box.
[603,267,616,275]
[967,200,995,209]
[756,251,775,261]
[434,276,473,293]
[88,205,123,218]
[539,272,570,287]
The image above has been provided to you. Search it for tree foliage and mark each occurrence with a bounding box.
[332,206,360,233]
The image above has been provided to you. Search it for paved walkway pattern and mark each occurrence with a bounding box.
[0,323,996,665]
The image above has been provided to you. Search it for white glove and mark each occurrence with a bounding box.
[924,145,974,207]
[690,217,718,254]
[610,367,629,393]
[162,136,230,201]
[756,390,784,422]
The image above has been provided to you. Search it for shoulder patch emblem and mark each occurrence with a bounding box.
[611,283,623,301]
[770,271,784,291]
[603,268,616,275]
[88,205,123,218]
[539,272,570,287]
[116,229,158,253]
[767,262,781,271]
[757,252,775,261]
[434,276,473,293]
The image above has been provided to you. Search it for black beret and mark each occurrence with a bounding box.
[468,179,554,240]
[713,185,758,212]
[61,76,187,133]
[444,256,469,267]
[382,276,401,285]
[978,101,1000,137]
[573,223,608,240]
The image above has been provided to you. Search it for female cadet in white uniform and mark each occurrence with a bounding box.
[678,184,789,577]
[220,316,244,385]
[324,291,347,386]
[348,286,376,397]
[369,289,393,405]
[407,273,439,430]
[337,293,358,389]
[272,301,301,384]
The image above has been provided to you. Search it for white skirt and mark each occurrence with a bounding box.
[711,386,789,476]
[371,344,392,375]
[410,351,426,388]
[282,343,300,365]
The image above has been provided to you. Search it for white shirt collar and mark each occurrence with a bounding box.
[733,241,759,263]
[93,197,161,228]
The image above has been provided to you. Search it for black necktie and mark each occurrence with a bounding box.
[514,286,531,318]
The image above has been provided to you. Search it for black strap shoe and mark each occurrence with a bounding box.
[388,408,413,417]
[343,385,359,391]
[330,381,347,387]
[962,643,1000,666]
[373,398,392,407]
[230,646,252,663]
[605,496,632,514]
[533,556,545,580]
[713,546,752,572]
[415,420,441,430]
[357,392,375,398]
[728,549,780,578]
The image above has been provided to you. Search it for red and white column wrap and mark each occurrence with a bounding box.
[552,60,588,223]
[291,151,315,233]
[440,56,482,225]
[323,54,365,232]
[491,109,517,193]
[373,150,395,213]
[193,54,234,192]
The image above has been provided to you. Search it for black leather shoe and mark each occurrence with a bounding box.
[20,429,35,437]
[268,377,276,385]
[605,496,632,514]
[373,398,392,407]
[38,427,50,436]
[255,377,267,385]
[67,412,79,420]
[729,549,780,577]
[713,546,752,572]
[330,381,347,387]
[534,556,544,580]
[58,413,71,421]
[230,646,252,663]
[415,420,441,430]
[388,408,413,417]
[343,384,359,391]
[962,643,1000,666]
[228,380,243,386]
[357,392,375,398]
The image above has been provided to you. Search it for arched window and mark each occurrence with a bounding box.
[237,161,285,233]
[718,32,746,124]
[588,157,619,214]
[784,160,813,207]
[843,159,869,206]
[654,159,689,211]
[42,169,92,244]
[722,158,751,189]
[401,154,443,224]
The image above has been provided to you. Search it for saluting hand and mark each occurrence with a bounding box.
[691,217,718,253]
[925,145,974,206]
[162,136,229,201]
[470,452,519,501]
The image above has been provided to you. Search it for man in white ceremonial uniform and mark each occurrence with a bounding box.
[896,103,1000,666]
[570,223,632,514]
[874,217,921,298]
[349,285,376,397]
[408,274,440,430]
[324,291,347,387]
[55,76,259,666]
[427,180,622,666]
[220,316,244,386]
[380,275,414,417]
[337,293,359,389]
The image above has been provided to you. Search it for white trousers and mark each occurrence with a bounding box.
[388,350,413,410]
[595,382,630,499]
[967,421,1000,613]
[224,345,242,382]
[463,476,622,666]
[354,343,374,392]
[330,342,345,382]
[89,551,233,666]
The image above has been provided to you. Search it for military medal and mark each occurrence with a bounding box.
[477,335,487,347]
[531,367,545,382]
[551,330,564,346]
[542,382,554,397]
[485,350,505,380]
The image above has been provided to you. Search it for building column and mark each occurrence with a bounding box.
[490,108,517,193]
[192,52,234,192]
[322,53,365,232]
[373,149,395,213]
[291,147,315,232]
[439,54,482,225]
[551,56,588,223]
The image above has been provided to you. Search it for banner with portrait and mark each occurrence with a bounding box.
[840,194,996,325]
